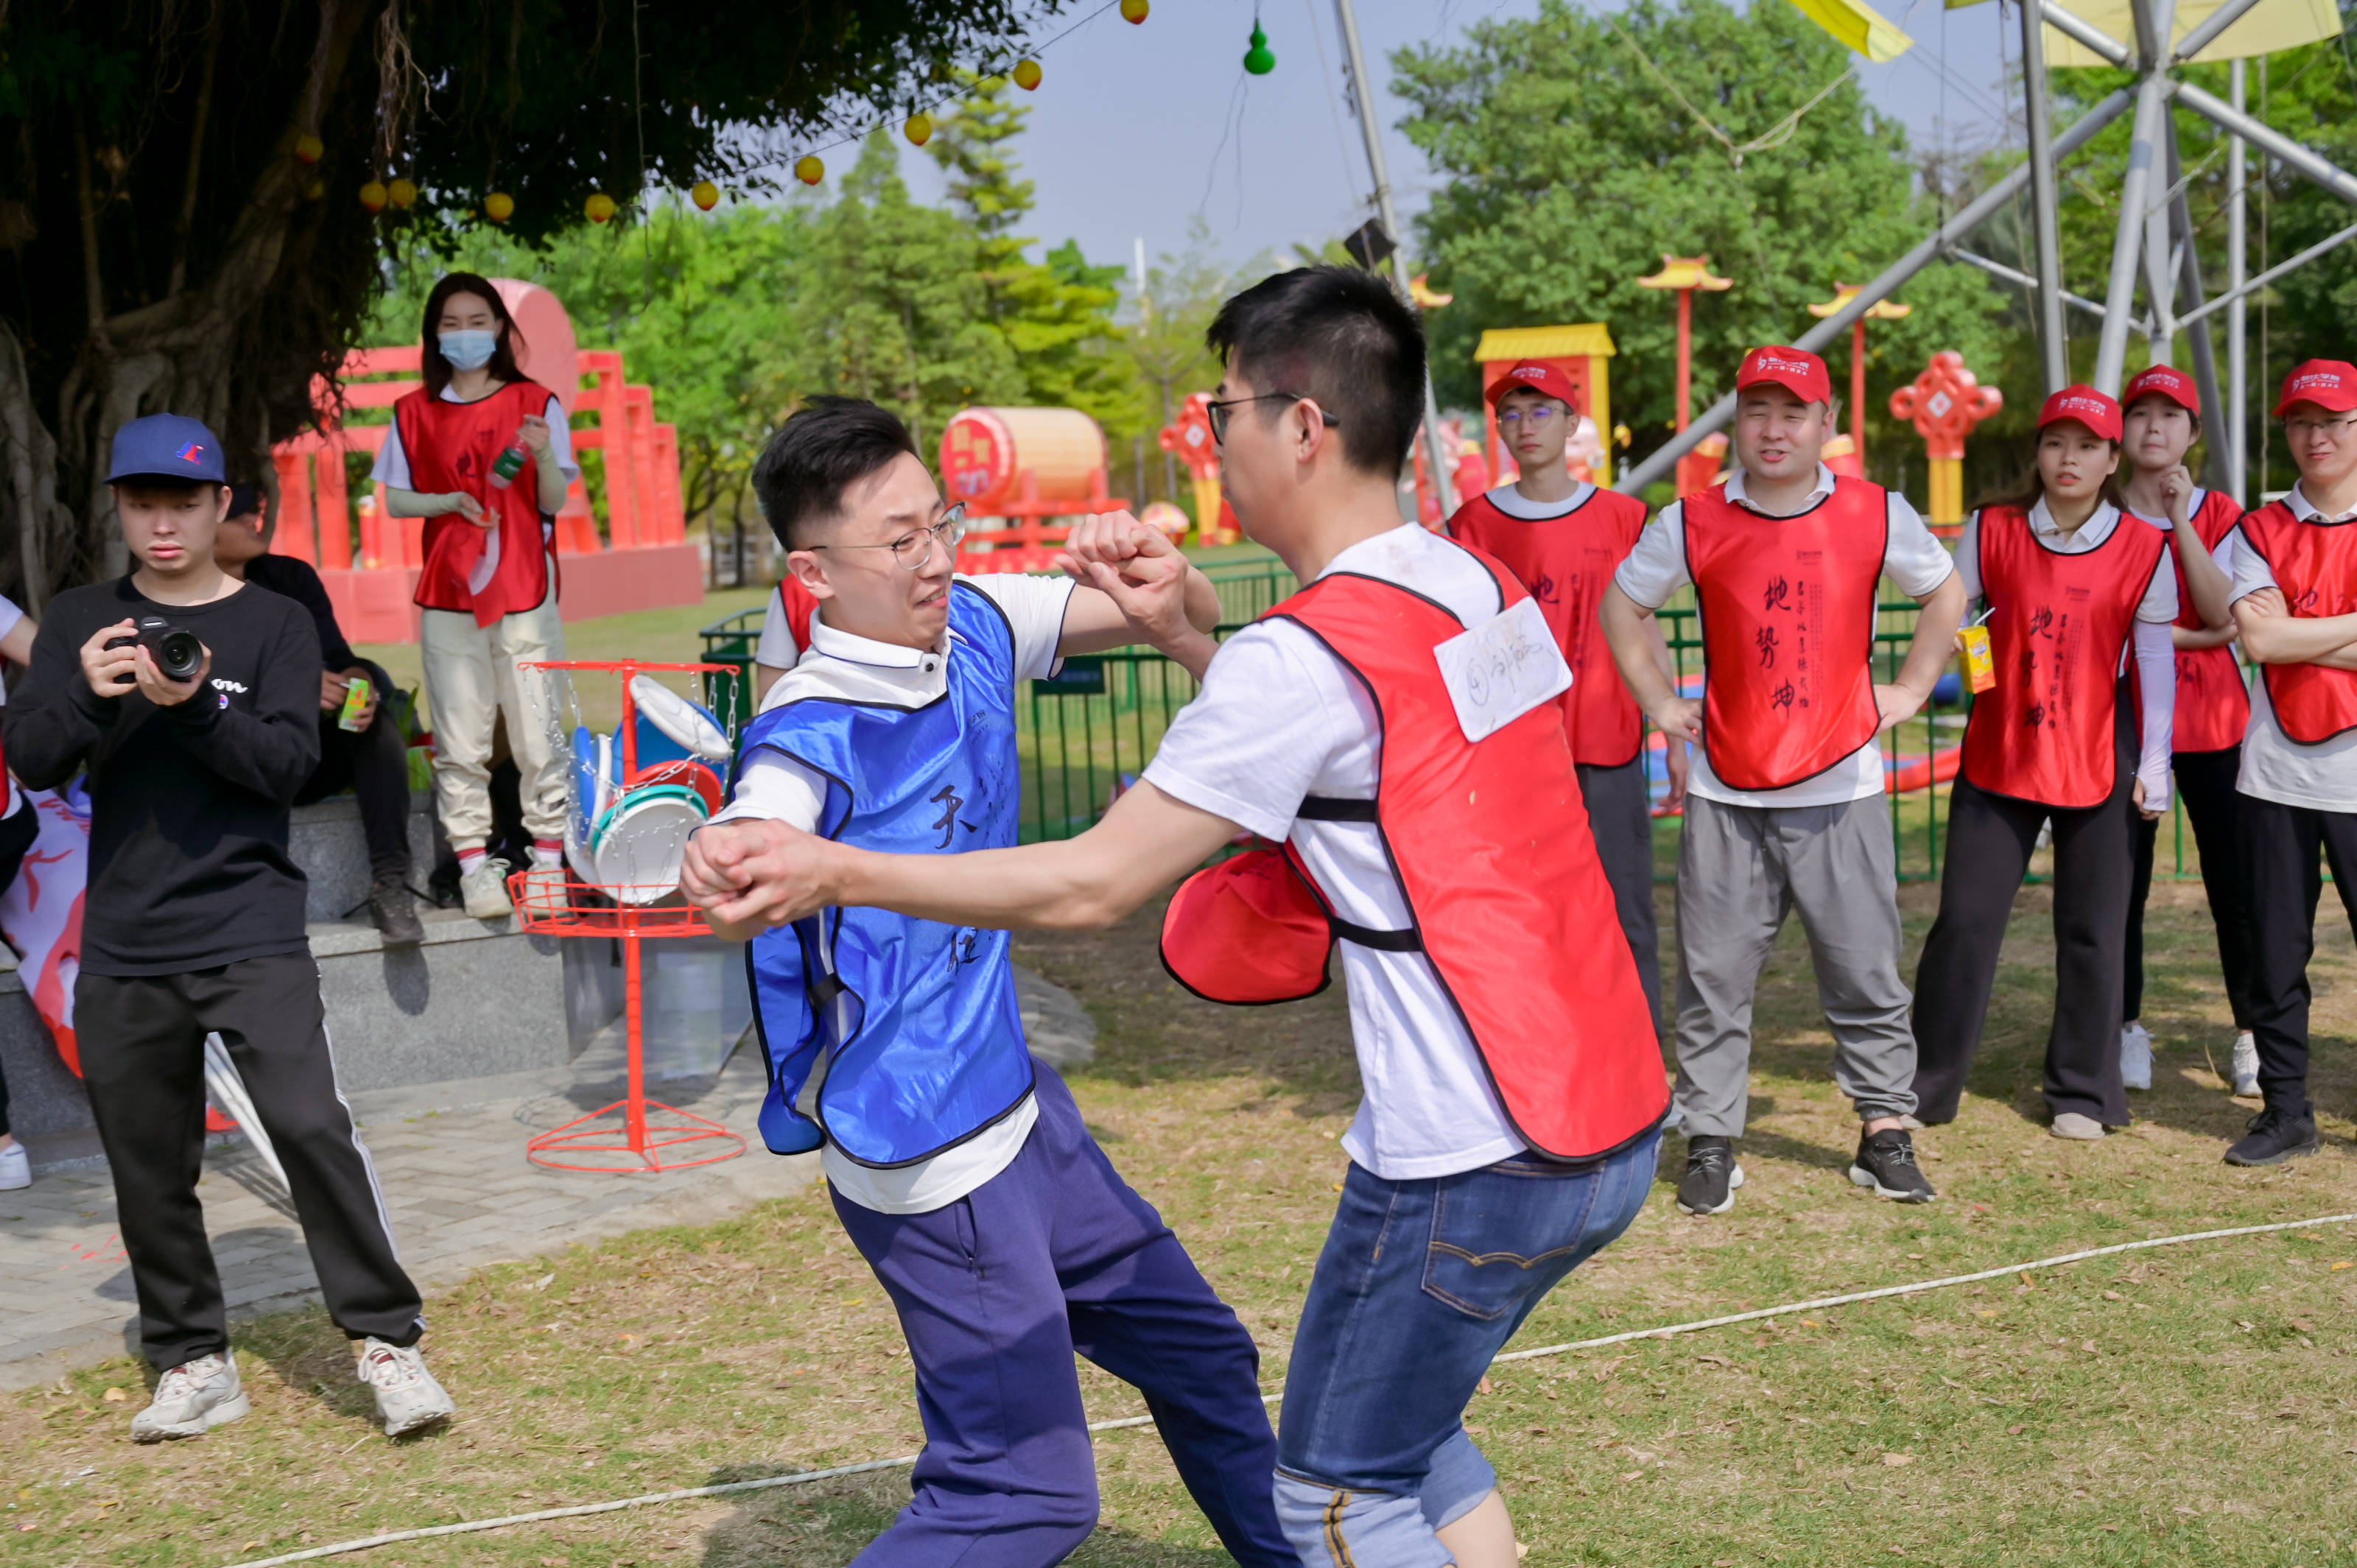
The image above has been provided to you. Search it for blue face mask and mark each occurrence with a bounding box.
[438,329,498,372]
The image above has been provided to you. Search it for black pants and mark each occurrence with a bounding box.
[0,792,39,1139]
[1578,755,1663,1038]
[2238,792,2357,1118]
[293,659,412,885]
[2126,747,2258,1028]
[1914,697,2138,1127]
[77,950,424,1369]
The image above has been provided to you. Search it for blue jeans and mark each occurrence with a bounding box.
[1273,1133,1660,1567]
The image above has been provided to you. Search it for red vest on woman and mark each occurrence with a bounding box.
[2238,499,2357,744]
[2141,489,2250,753]
[1449,486,1649,766]
[1963,504,2166,808]
[1683,476,1887,792]
[1158,550,1668,1162]
[393,380,560,627]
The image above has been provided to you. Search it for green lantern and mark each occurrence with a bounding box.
[1243,22,1276,74]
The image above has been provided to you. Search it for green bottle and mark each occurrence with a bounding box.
[488,442,527,488]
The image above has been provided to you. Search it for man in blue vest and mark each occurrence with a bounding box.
[698,396,1295,1568]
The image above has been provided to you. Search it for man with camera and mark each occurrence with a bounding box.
[3,415,452,1442]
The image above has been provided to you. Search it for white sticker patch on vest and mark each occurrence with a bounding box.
[1432,596,1572,744]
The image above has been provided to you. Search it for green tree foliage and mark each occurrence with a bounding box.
[1392,0,2011,492]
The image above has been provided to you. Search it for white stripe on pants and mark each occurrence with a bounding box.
[419,599,568,848]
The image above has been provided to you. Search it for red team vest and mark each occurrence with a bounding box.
[1962,505,2167,809]
[2132,490,2250,753]
[771,577,819,659]
[1448,487,1649,766]
[1682,477,1888,792]
[2238,500,2357,744]
[1159,552,1669,1161]
[393,379,561,627]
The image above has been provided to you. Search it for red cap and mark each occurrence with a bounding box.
[2037,384,2123,442]
[2122,365,2199,414]
[1734,345,1832,404]
[2275,359,2357,416]
[1486,361,1574,407]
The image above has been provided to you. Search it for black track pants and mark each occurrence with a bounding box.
[2236,792,2357,1118]
[2125,745,2256,1028]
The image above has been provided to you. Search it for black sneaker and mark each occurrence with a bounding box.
[2224,1106,2319,1167]
[370,878,426,948]
[1676,1136,1743,1215]
[1849,1128,1936,1203]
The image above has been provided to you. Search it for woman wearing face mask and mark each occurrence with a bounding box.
[1910,387,2179,1142]
[2114,367,2249,1097]
[373,273,579,919]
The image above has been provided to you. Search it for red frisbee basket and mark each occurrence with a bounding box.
[509,658,749,1174]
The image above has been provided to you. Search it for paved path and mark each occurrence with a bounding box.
[0,967,1094,1391]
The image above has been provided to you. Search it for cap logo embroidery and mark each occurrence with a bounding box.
[175,442,206,463]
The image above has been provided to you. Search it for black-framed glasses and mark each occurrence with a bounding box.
[1205,392,1341,444]
[2282,413,2357,440]
[812,504,968,569]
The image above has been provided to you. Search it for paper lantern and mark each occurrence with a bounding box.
[1121,0,1149,21]
[358,180,388,213]
[484,191,515,224]
[387,177,418,210]
[301,178,326,202]
[293,133,324,165]
[585,191,617,224]
[690,180,720,211]
[1243,24,1276,74]
[794,154,824,186]
[904,113,933,147]
[1012,58,1042,91]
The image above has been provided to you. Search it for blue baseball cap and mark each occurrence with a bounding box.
[108,413,228,485]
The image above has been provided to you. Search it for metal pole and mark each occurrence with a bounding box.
[2042,1,2131,65]
[2171,0,2267,63]
[1617,85,2138,493]
[2177,80,2357,204]
[2093,0,2177,393]
[2021,0,2070,390]
[2227,57,2247,503]
[1948,247,2124,321]
[2177,218,2357,328]
[1331,0,1457,516]
[2165,116,2231,491]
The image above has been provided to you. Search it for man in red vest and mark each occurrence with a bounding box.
[1450,362,1685,1035]
[683,266,1667,1568]
[1601,347,1966,1216]
[2220,359,2357,1166]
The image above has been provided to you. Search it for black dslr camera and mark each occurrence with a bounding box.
[107,616,206,685]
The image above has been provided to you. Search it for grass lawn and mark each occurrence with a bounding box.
[9,868,2356,1565]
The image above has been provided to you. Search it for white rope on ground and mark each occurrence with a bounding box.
[222,1210,2357,1568]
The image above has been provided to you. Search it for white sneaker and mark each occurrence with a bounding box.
[2050,1112,2107,1141]
[459,860,513,920]
[356,1338,455,1436]
[2230,1031,2261,1098]
[2121,1021,2153,1091]
[130,1352,250,1441]
[0,1142,28,1191]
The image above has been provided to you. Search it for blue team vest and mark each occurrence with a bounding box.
[738,584,1035,1166]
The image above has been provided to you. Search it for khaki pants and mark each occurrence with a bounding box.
[419,599,569,850]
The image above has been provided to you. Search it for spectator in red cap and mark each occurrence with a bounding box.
[1448,362,1686,1036]
[1601,345,1966,1215]
[2213,359,2357,1165]
[1912,385,2182,1142]
[2113,367,2249,1097]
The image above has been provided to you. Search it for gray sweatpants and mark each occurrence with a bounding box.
[1672,792,1918,1136]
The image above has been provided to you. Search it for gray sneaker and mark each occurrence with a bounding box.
[2121,1021,2153,1091]
[2050,1112,2106,1141]
[459,860,513,920]
[356,1338,454,1436]
[2229,1032,2261,1098]
[130,1352,250,1441]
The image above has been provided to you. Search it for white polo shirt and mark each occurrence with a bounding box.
[2227,483,2357,811]
[714,573,1077,1212]
[1612,465,1957,809]
[1143,523,1528,1181]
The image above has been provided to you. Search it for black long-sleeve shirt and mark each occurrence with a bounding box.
[242,554,356,672]
[4,576,322,975]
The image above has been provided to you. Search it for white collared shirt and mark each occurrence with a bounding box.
[1612,463,1957,809]
[2226,484,2357,810]
[717,572,1076,1212]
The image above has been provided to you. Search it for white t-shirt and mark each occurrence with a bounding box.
[1612,465,1957,809]
[370,388,582,601]
[1142,523,1528,1181]
[2227,484,2357,811]
[0,594,21,816]
[714,573,1077,1212]
[755,586,804,673]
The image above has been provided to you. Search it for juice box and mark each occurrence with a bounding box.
[1959,625,1994,693]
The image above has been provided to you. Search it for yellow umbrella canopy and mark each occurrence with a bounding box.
[1945,0,2342,63]
[1785,0,1915,61]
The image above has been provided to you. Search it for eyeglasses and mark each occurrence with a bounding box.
[1205,392,1341,445]
[813,504,968,570]
[1497,406,1559,429]
[2283,414,2357,440]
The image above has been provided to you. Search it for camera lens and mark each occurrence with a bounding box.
[150,628,205,683]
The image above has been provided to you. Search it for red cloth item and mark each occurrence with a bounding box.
[2158,490,2251,753]
[1962,504,2166,808]
[2123,365,2200,413]
[1159,844,1335,1005]
[2037,385,2124,442]
[774,576,820,655]
[2274,359,2357,416]
[1681,477,1889,792]
[2237,499,2357,742]
[1735,346,1832,404]
[1486,361,1576,407]
[1158,552,1668,1161]
[393,379,561,627]
[1447,487,1649,766]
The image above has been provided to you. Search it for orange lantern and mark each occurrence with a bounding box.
[293,133,324,165]
[357,180,388,213]
[484,191,515,224]
[904,113,933,147]
[1122,0,1150,21]
[585,192,617,224]
[386,177,418,210]
[794,154,824,186]
[1012,59,1043,91]
[690,180,720,211]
